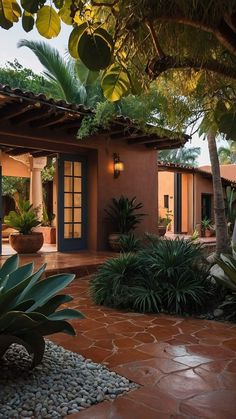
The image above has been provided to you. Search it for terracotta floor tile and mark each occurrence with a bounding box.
[43,278,236,419]
[71,396,169,419]
[187,344,236,359]
[180,390,236,418]
[173,354,211,367]
[156,369,218,399]
[125,386,180,415]
[103,349,153,367]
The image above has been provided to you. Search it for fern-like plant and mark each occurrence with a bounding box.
[0,254,84,368]
[91,238,211,315]
[105,196,145,234]
[4,200,41,234]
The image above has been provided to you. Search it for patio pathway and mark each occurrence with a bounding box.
[50,279,236,418]
[0,251,114,277]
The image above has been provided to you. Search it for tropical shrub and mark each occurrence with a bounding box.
[119,234,142,253]
[4,200,41,234]
[213,253,236,318]
[0,254,84,368]
[105,196,145,234]
[91,238,211,315]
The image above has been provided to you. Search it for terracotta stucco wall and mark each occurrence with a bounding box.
[77,136,157,250]
[158,171,174,232]
[194,173,214,225]
[0,152,30,177]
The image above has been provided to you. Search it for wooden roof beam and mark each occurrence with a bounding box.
[0,102,31,120]
[8,147,33,156]
[31,113,67,129]
[11,106,49,126]
[145,140,183,149]
[128,136,163,145]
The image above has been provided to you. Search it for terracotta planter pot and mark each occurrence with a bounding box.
[35,226,56,244]
[158,225,166,237]
[108,233,122,251]
[9,232,44,254]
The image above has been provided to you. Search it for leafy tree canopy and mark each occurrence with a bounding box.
[1,1,236,101]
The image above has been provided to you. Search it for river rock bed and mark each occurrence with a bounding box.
[0,340,138,418]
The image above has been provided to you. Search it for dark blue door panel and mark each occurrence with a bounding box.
[58,155,87,252]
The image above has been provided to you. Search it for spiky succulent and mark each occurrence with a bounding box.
[0,254,84,368]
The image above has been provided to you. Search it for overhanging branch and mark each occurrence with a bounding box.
[146,55,236,80]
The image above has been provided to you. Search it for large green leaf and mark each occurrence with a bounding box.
[58,0,72,24]
[68,23,87,59]
[0,6,13,28]
[101,63,131,101]
[35,319,76,336]
[1,0,21,23]
[22,10,34,32]
[0,254,19,281]
[48,308,84,320]
[36,5,61,39]
[22,273,75,310]
[21,0,40,13]
[15,263,46,304]
[218,111,236,141]
[78,31,112,71]
[74,59,99,86]
[20,331,45,368]
[0,273,37,313]
[4,263,34,292]
[32,294,73,315]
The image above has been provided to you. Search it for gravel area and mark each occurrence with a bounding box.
[0,340,138,418]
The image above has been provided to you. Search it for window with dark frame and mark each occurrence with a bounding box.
[164,194,169,209]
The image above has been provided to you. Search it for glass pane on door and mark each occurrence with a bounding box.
[58,156,86,251]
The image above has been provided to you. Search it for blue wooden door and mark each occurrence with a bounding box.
[58,155,87,252]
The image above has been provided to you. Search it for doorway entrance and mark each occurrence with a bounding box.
[58,154,87,252]
[0,152,87,255]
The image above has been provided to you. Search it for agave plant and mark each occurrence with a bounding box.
[0,254,84,368]
[213,253,236,318]
[213,253,236,292]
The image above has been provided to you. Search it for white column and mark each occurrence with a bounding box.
[29,157,47,220]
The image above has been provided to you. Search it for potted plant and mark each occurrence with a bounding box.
[36,208,56,244]
[4,200,44,253]
[158,210,173,236]
[201,217,214,237]
[105,196,145,251]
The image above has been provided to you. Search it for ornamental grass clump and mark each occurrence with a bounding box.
[0,254,84,368]
[91,238,212,315]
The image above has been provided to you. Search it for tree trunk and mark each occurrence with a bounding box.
[207,130,229,255]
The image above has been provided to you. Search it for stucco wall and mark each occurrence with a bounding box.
[194,173,213,225]
[158,171,174,232]
[0,152,30,177]
[78,136,158,250]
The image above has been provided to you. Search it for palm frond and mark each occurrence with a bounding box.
[18,40,82,104]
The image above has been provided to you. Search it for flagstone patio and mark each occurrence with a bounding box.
[49,278,236,418]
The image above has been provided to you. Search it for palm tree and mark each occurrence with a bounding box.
[18,40,104,107]
[218,141,236,164]
[159,146,200,166]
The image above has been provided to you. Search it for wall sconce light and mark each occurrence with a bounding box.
[113,153,124,178]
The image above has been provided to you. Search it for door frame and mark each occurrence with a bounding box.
[57,154,87,252]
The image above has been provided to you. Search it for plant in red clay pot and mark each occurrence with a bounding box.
[4,200,43,254]
[201,218,214,238]
[105,196,146,251]
[36,208,56,244]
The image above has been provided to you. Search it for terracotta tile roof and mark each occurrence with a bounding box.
[0,84,188,150]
